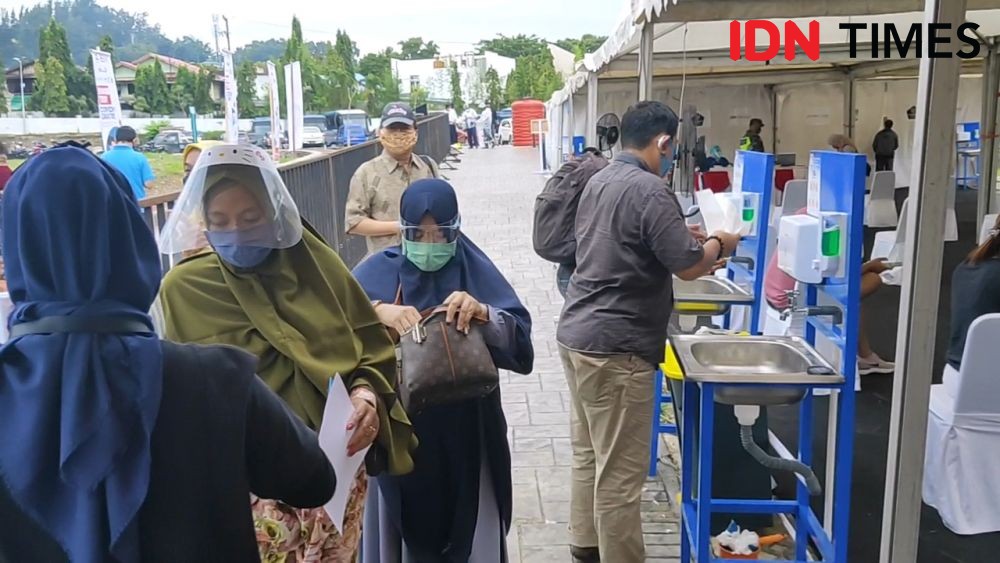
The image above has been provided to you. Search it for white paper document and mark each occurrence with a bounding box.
[318,375,370,533]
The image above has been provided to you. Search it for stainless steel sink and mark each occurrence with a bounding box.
[672,276,753,316]
[670,335,844,405]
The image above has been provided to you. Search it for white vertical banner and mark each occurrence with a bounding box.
[266,61,282,160]
[284,61,304,151]
[90,49,122,152]
[222,51,239,144]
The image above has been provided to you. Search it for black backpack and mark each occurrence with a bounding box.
[532,152,609,266]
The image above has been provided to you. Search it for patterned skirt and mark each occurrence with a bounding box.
[253,469,368,563]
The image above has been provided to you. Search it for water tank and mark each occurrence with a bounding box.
[512,100,546,147]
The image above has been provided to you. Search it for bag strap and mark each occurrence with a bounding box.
[419,155,438,178]
[394,283,403,305]
[419,305,488,325]
[10,315,153,339]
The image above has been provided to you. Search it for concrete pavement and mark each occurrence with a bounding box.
[442,146,682,562]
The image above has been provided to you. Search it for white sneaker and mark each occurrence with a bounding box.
[858,353,895,375]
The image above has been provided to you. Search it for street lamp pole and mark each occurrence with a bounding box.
[13,57,25,134]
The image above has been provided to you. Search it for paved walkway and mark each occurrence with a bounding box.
[443,146,682,562]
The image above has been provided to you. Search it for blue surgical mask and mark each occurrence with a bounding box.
[205,223,277,269]
[659,141,675,177]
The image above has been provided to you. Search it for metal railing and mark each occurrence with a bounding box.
[140,112,450,273]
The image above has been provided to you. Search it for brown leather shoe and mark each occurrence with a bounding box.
[570,546,600,562]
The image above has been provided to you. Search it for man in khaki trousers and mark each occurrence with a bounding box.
[556,101,740,563]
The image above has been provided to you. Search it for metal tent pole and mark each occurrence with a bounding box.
[639,19,655,102]
[586,73,598,148]
[978,40,1000,220]
[879,2,968,561]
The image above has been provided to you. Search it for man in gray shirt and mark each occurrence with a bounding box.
[557,101,741,563]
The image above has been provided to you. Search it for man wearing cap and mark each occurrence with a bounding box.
[739,118,766,152]
[346,101,440,255]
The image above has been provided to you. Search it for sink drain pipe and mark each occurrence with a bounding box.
[734,405,822,496]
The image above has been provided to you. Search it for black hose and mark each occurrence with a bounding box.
[740,425,822,496]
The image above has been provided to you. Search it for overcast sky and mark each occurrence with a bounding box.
[3,0,628,54]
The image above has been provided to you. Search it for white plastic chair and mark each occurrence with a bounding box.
[945,182,959,242]
[871,199,909,262]
[923,313,1000,535]
[780,180,808,217]
[871,199,909,286]
[979,214,998,244]
[864,171,898,228]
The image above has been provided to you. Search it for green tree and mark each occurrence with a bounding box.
[505,52,561,102]
[172,66,197,113]
[284,16,306,63]
[317,46,353,110]
[192,68,216,114]
[358,48,400,115]
[134,58,172,115]
[32,57,71,116]
[236,60,260,117]
[334,30,358,80]
[410,85,428,108]
[477,34,548,59]
[97,34,115,62]
[449,61,463,112]
[484,67,505,110]
[397,37,440,60]
[555,34,607,61]
[319,30,359,109]
[85,34,115,97]
[279,17,319,112]
[38,17,95,114]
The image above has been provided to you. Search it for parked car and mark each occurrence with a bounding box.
[497,107,513,121]
[497,118,513,145]
[238,131,251,145]
[323,109,373,147]
[148,130,190,153]
[302,126,326,148]
[249,117,275,146]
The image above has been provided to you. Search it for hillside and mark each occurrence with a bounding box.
[0,0,213,65]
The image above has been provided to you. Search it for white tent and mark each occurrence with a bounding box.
[547,3,1000,203]
[545,1,1000,561]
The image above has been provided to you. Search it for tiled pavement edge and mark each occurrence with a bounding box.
[443,147,683,562]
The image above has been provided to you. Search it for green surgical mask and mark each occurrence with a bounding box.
[402,239,457,272]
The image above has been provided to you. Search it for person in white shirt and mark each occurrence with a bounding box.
[479,105,494,148]
[463,107,481,148]
[446,103,459,144]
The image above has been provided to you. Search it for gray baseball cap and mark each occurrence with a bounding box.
[381,102,416,127]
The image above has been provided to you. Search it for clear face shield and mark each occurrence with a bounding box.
[399,215,461,273]
[158,144,303,262]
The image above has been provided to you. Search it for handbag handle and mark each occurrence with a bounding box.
[410,305,488,344]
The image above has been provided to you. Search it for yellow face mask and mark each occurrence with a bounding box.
[380,129,418,158]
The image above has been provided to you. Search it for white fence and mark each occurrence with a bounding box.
[0,116,253,136]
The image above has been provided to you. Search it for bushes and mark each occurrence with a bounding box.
[200,131,224,141]
[143,120,174,139]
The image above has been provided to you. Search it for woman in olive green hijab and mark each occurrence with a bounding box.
[158,144,415,561]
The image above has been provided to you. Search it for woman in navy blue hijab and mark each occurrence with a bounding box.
[0,146,336,562]
[354,178,533,563]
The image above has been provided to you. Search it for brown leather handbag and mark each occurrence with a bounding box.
[396,305,499,415]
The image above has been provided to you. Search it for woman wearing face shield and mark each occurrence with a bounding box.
[0,146,336,562]
[352,179,534,563]
[157,144,417,562]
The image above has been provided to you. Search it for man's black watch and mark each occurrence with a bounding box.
[705,235,724,261]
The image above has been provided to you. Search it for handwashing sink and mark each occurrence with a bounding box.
[670,335,844,405]
[672,276,753,316]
